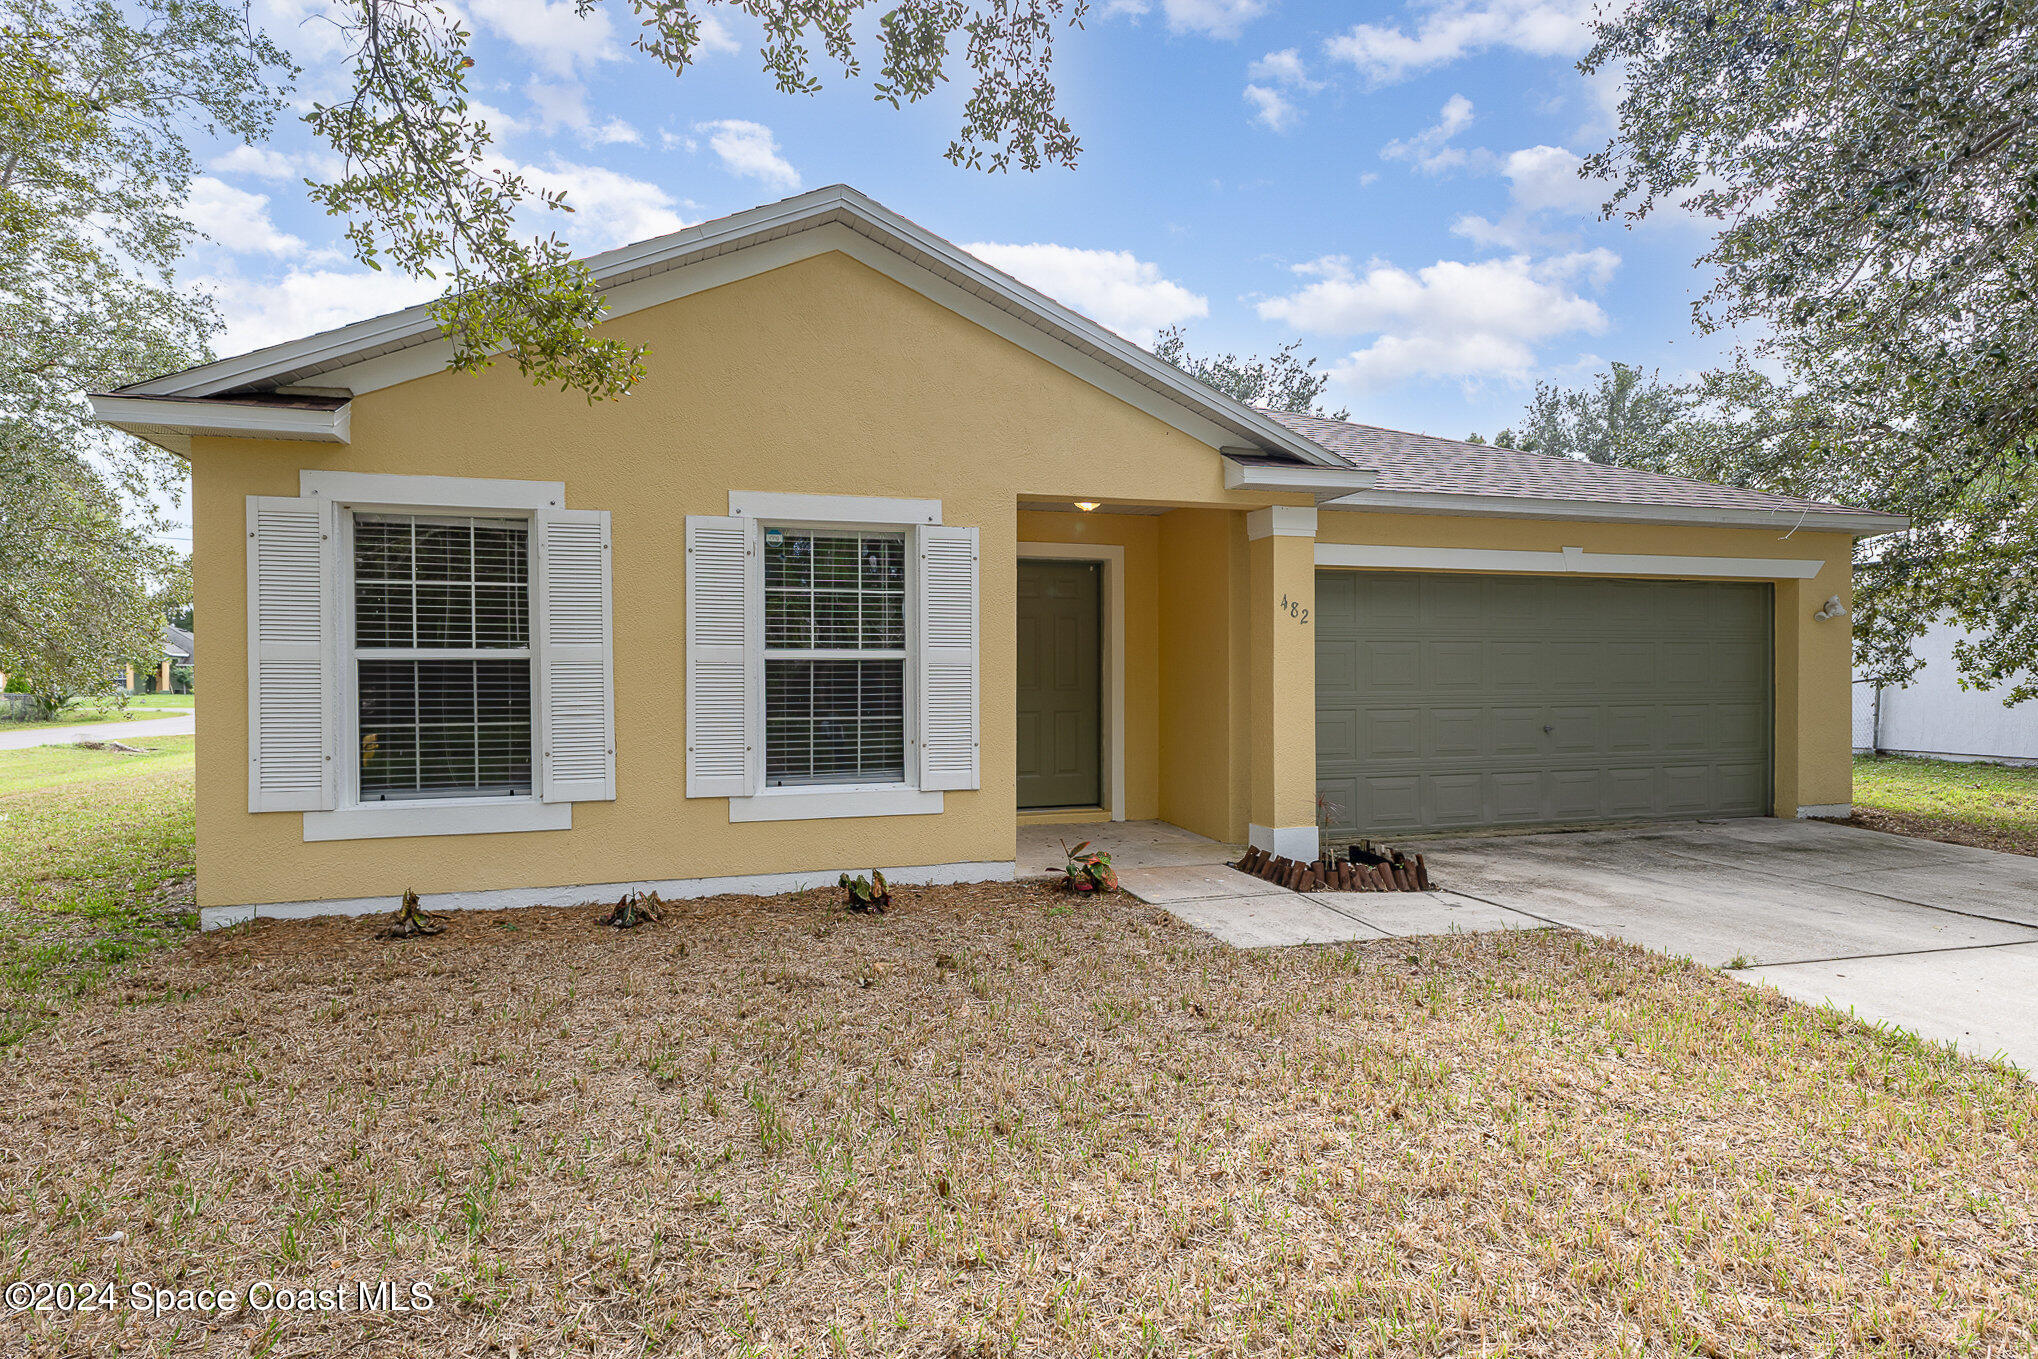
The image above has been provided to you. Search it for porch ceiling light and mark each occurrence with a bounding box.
[1074,501,1100,512]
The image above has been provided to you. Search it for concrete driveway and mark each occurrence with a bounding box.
[1425,818,2038,1072]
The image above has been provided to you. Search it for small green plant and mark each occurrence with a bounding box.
[839,870,891,913]
[1056,840,1118,894]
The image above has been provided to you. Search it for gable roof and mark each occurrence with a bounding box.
[95,185,1348,469]
[1263,409,1906,535]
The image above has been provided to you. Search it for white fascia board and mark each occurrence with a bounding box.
[88,394,350,445]
[1322,488,1907,537]
[112,185,1344,467]
[1315,542,1826,579]
[1224,459,1379,499]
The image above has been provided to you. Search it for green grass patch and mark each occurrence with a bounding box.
[1852,753,2038,856]
[0,737,197,1045]
[0,693,195,732]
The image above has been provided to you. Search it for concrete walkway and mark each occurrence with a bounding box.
[1021,822,1551,945]
[1425,818,2038,1072]
[0,712,195,750]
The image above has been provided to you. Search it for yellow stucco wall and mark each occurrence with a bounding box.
[191,250,1280,908]
[1313,509,1858,813]
[1155,509,1251,843]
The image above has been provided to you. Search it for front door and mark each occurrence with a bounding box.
[1016,559,1102,809]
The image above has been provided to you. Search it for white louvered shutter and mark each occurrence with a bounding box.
[537,509,616,802]
[246,495,335,812]
[686,515,754,797]
[917,525,979,791]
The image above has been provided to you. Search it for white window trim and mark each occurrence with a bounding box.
[301,471,565,842]
[1017,542,1127,822]
[726,492,945,823]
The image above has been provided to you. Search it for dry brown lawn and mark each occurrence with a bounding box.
[3,881,2036,1357]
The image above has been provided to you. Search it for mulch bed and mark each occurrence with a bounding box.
[1,880,2033,1356]
[1848,805,2038,858]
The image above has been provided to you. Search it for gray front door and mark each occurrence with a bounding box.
[1316,571,1772,837]
[1017,560,1102,809]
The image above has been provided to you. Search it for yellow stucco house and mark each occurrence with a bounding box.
[90,187,1903,929]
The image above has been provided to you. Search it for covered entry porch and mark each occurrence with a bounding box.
[1011,499,1323,863]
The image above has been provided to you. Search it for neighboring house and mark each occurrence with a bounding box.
[118,622,195,695]
[86,186,1905,930]
[1854,620,2038,764]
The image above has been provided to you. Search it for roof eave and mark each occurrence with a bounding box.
[1223,457,1380,502]
[88,394,352,458]
[1321,488,1909,537]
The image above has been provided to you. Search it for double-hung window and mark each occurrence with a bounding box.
[762,529,907,786]
[350,513,534,801]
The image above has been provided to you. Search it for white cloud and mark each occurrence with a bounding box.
[1380,94,1480,174]
[200,266,440,358]
[1325,0,1595,85]
[698,13,741,54]
[468,99,529,140]
[1104,0,1267,39]
[186,178,304,255]
[209,145,298,179]
[468,0,619,76]
[695,119,800,190]
[526,78,593,134]
[507,156,689,249]
[590,118,642,146]
[1244,84,1299,132]
[1256,250,1615,388]
[1501,143,1599,214]
[961,241,1208,343]
[1249,47,1325,91]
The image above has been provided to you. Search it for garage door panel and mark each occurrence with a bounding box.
[1317,571,1360,628]
[1357,573,1424,627]
[1426,640,1484,689]
[1363,709,1421,760]
[1317,639,1359,692]
[1428,707,1484,758]
[1658,703,1710,751]
[1362,776,1423,829]
[1550,769,1604,819]
[1711,641,1768,688]
[1549,705,1602,754]
[1492,706,1545,754]
[1317,571,1771,834]
[1551,642,1600,689]
[1427,774,1484,826]
[1490,641,1544,690]
[1604,767,1658,816]
[1316,709,1358,761]
[1717,761,1768,812]
[1365,640,1422,688]
[1491,772,1545,821]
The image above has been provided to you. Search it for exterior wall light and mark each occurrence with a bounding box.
[1812,595,1849,621]
[1074,501,1100,512]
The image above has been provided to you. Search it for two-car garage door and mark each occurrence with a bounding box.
[1316,571,1772,838]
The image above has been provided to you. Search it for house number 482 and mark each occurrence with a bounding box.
[1280,594,1310,624]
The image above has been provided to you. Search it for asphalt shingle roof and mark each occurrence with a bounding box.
[1261,408,1879,520]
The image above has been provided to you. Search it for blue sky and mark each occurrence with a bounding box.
[180,0,1732,454]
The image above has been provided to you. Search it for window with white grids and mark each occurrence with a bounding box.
[352,513,533,801]
[763,529,907,785]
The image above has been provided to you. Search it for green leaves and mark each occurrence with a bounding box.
[311,0,1087,400]
[1587,0,2038,700]
[1151,326,1348,420]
